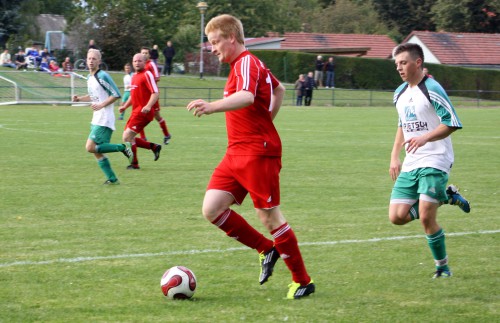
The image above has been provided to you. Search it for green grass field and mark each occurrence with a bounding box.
[0,103,498,322]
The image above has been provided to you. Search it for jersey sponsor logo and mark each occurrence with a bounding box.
[404,105,417,121]
[403,121,428,132]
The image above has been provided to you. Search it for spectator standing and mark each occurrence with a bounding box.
[423,67,434,79]
[88,39,97,49]
[294,74,305,106]
[324,56,335,88]
[304,71,316,106]
[162,41,175,75]
[0,49,16,68]
[314,55,324,87]
[151,45,159,67]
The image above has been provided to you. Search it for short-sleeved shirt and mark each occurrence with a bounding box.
[87,69,121,130]
[393,76,462,174]
[125,69,157,133]
[224,50,281,156]
[145,59,160,110]
[130,69,158,120]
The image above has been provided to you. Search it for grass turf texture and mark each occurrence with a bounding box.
[0,104,498,322]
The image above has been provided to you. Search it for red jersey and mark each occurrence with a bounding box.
[224,51,281,156]
[145,60,160,81]
[145,59,160,110]
[130,69,158,120]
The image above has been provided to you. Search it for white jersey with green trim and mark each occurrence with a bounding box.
[393,76,462,174]
[87,70,121,130]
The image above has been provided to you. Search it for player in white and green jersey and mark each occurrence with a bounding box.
[389,43,470,279]
[72,48,133,184]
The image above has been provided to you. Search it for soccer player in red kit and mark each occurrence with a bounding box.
[119,53,162,169]
[186,14,314,299]
[140,47,172,145]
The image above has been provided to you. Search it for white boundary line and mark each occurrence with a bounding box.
[1,230,498,268]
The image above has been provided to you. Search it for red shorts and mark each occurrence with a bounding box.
[207,154,282,209]
[125,111,154,134]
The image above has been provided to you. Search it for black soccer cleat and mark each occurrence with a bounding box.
[259,246,280,285]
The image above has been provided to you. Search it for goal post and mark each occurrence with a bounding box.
[0,71,89,106]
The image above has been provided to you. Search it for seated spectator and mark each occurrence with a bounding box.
[40,48,53,63]
[26,45,39,67]
[62,57,73,72]
[15,50,28,70]
[38,57,50,72]
[49,60,60,73]
[0,49,16,68]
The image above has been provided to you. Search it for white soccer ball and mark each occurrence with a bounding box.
[160,266,197,299]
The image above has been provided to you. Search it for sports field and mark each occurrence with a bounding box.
[0,103,498,322]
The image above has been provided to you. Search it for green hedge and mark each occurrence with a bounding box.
[249,50,500,100]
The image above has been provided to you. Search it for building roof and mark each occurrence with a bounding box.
[403,31,500,66]
[280,32,397,58]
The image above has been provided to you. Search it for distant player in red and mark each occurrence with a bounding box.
[119,53,162,169]
[187,14,314,300]
[140,47,172,145]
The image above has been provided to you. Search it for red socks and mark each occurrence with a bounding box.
[272,223,310,285]
[212,209,273,254]
[212,210,310,285]
[158,118,170,137]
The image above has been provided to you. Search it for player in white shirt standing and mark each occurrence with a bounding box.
[389,43,471,279]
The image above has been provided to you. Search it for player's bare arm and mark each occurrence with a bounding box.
[389,127,404,181]
[187,91,254,117]
[270,83,285,120]
[119,97,132,113]
[73,94,90,102]
[141,92,159,114]
[91,96,119,111]
[404,124,457,154]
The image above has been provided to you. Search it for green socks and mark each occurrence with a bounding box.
[427,228,449,271]
[97,156,117,182]
[96,143,125,153]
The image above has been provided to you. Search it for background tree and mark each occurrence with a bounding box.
[371,0,436,40]
[0,0,23,49]
[432,0,500,33]
[310,0,396,35]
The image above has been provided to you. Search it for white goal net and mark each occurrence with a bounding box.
[0,71,88,105]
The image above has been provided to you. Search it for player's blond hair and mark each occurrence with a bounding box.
[87,48,102,60]
[205,14,245,45]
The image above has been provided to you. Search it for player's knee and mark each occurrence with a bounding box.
[388,212,406,225]
[202,205,221,222]
[85,143,95,153]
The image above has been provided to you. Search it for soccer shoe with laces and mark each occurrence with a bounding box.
[103,179,120,185]
[126,164,140,170]
[287,280,315,299]
[163,134,171,145]
[432,270,452,279]
[153,144,162,161]
[446,184,471,213]
[259,246,280,285]
[122,142,134,164]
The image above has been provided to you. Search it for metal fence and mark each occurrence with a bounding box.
[156,86,500,108]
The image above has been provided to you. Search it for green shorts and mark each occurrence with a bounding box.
[88,125,113,145]
[391,168,449,202]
